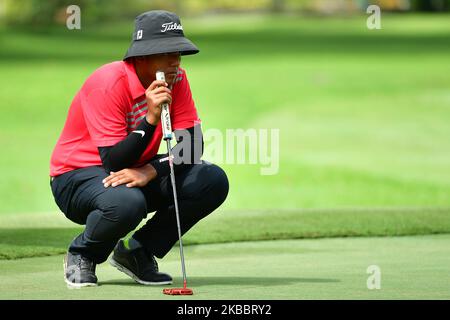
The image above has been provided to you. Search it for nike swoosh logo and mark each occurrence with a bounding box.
[132,130,145,138]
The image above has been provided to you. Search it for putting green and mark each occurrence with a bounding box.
[0,235,449,299]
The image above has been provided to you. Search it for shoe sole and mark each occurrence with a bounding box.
[109,257,173,286]
[63,256,98,289]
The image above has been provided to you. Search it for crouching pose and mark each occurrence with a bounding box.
[49,10,228,287]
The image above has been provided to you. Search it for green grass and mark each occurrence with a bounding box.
[0,13,449,260]
[1,207,449,260]
[1,235,449,299]
[0,14,449,214]
[0,13,449,299]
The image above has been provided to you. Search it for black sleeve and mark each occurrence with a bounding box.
[98,117,156,172]
[149,124,204,178]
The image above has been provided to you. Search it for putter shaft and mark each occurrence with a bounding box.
[156,70,189,289]
[166,137,188,288]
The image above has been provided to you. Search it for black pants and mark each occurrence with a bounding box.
[50,161,229,264]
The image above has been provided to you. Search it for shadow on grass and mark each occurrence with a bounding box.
[0,228,83,246]
[100,276,340,288]
[1,26,449,63]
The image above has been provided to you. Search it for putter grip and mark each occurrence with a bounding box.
[156,71,173,140]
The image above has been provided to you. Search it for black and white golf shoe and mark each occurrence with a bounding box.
[63,252,98,288]
[109,240,173,285]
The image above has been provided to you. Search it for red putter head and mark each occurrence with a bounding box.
[163,280,193,295]
[163,288,193,295]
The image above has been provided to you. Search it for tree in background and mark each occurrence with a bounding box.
[411,0,449,11]
[1,0,448,27]
[271,0,285,12]
[0,0,175,26]
[374,0,449,11]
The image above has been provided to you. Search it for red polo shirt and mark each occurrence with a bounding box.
[50,61,200,176]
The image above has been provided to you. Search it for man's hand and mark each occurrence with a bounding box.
[145,80,172,125]
[102,164,157,188]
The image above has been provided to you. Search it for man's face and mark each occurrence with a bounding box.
[134,52,181,88]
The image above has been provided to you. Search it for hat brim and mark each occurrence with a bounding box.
[123,36,199,60]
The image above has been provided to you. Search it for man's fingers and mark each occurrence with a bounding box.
[111,176,133,187]
[153,93,172,105]
[102,168,146,188]
[111,179,123,187]
[103,176,114,186]
[102,171,116,183]
[148,80,168,91]
[153,92,171,98]
[103,172,118,183]
[103,172,127,187]
[103,175,116,184]
[150,86,171,95]
[102,169,143,188]
[126,181,138,188]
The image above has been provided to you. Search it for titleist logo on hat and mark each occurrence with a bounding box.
[161,22,183,33]
[123,10,199,60]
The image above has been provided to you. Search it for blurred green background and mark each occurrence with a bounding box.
[0,0,449,259]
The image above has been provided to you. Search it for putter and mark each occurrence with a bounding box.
[156,71,193,296]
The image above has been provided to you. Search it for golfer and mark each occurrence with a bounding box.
[49,10,229,288]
